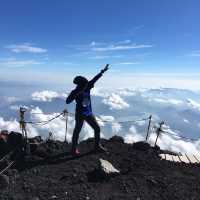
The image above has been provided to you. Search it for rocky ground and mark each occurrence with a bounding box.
[1,136,200,200]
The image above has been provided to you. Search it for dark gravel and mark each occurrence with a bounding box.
[1,137,200,200]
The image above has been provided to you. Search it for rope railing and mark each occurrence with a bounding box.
[0,161,15,176]
[17,107,152,149]
[25,112,65,125]
[0,148,18,175]
[148,121,200,148]
[24,109,150,126]
[18,106,200,152]
[63,110,150,124]
[160,130,200,142]
[98,117,150,124]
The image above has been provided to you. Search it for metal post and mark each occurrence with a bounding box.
[154,121,164,147]
[146,115,152,142]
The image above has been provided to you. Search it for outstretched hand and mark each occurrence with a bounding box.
[101,64,109,73]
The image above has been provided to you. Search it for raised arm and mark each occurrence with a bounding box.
[88,64,109,88]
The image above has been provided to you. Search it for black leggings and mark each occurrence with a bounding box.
[72,114,100,149]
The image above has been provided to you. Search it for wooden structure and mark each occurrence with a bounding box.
[159,153,200,164]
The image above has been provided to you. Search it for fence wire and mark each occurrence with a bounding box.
[18,108,200,145]
[161,130,200,142]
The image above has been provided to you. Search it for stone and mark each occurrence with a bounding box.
[51,195,58,199]
[99,158,120,175]
[85,195,90,200]
[31,197,40,200]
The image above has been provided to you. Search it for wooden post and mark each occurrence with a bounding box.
[19,107,28,151]
[63,109,68,143]
[154,121,164,147]
[145,115,152,142]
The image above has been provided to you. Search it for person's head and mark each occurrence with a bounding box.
[73,76,88,87]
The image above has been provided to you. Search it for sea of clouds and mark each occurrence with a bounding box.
[1,86,200,155]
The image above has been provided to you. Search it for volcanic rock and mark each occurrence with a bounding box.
[132,141,151,151]
[0,138,200,200]
[109,135,124,143]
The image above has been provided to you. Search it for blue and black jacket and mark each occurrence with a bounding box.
[66,72,103,116]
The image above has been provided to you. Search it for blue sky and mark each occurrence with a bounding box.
[0,0,200,87]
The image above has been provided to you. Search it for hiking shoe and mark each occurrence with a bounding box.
[94,144,108,153]
[71,148,80,156]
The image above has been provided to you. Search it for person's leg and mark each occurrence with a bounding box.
[71,114,84,153]
[85,115,107,153]
[85,115,101,148]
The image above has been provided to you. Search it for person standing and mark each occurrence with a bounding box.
[66,64,109,156]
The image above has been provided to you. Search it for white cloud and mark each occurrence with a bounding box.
[4,96,19,103]
[29,107,107,142]
[0,58,41,67]
[89,54,124,60]
[117,62,140,65]
[6,97,17,103]
[111,122,122,133]
[99,115,115,122]
[101,73,200,90]
[148,123,200,154]
[5,43,47,53]
[124,125,144,143]
[149,132,200,155]
[135,120,146,126]
[116,40,132,45]
[187,99,200,110]
[89,41,106,46]
[89,55,110,60]
[10,105,29,111]
[92,44,153,52]
[0,117,20,132]
[102,93,130,110]
[66,40,153,53]
[99,115,121,133]
[188,53,200,57]
[29,107,69,140]
[91,88,109,97]
[117,88,137,97]
[31,90,65,102]
[187,50,200,57]
[183,119,190,124]
[151,98,183,105]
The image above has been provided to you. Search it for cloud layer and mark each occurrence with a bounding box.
[1,87,200,155]
[31,90,65,102]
